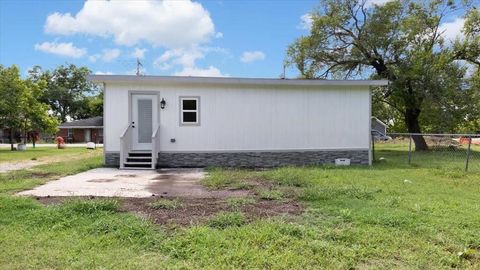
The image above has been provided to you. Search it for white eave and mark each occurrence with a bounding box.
[58,126,103,129]
[88,75,389,87]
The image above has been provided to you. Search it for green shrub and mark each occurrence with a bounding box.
[148,199,183,210]
[208,212,246,229]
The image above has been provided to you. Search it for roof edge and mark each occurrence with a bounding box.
[58,126,103,129]
[88,75,389,87]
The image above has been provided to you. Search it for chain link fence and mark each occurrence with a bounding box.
[372,133,480,172]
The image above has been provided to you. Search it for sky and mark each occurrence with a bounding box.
[0,0,472,79]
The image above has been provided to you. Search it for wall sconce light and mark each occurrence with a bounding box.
[160,98,166,109]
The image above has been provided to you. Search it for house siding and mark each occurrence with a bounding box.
[106,84,370,147]
[103,80,373,167]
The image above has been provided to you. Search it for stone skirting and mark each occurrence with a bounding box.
[106,150,369,168]
[157,150,369,168]
[105,152,120,166]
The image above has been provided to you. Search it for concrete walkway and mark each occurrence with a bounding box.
[18,168,215,198]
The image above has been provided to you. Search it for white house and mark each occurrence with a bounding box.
[89,75,388,169]
[371,117,388,135]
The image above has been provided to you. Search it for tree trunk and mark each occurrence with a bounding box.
[9,129,14,151]
[405,108,428,151]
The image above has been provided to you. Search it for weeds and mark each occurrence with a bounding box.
[256,189,283,200]
[148,199,183,210]
[226,197,256,209]
[208,212,247,229]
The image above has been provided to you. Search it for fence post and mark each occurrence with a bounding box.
[465,136,472,172]
[408,135,412,165]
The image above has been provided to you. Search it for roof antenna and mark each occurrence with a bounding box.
[136,58,143,76]
[280,64,286,79]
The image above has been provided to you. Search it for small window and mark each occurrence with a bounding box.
[180,97,199,125]
[67,128,73,138]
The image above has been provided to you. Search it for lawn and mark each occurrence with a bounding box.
[0,147,100,163]
[0,145,479,269]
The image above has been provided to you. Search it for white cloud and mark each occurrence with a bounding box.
[439,17,465,41]
[298,13,313,30]
[88,49,121,62]
[44,0,215,48]
[94,71,114,75]
[34,41,87,58]
[153,46,227,77]
[154,47,204,70]
[131,47,147,59]
[153,45,228,71]
[215,32,223,38]
[101,48,121,62]
[240,51,266,63]
[365,0,392,7]
[89,54,99,62]
[174,66,227,77]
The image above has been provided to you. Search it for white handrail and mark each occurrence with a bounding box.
[119,124,132,169]
[151,126,160,169]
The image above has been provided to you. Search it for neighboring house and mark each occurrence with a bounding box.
[371,117,388,135]
[371,117,391,141]
[89,75,388,169]
[57,117,103,143]
[0,128,22,144]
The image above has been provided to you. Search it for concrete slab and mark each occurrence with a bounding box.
[18,168,212,198]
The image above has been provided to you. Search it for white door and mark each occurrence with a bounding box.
[131,94,158,151]
[84,129,91,142]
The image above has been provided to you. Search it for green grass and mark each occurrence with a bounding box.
[207,212,247,229]
[0,145,479,268]
[148,199,183,210]
[0,147,99,163]
[226,197,256,209]
[0,149,103,194]
[256,189,284,200]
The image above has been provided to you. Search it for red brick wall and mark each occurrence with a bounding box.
[56,129,68,142]
[57,128,84,143]
[57,128,103,143]
[73,129,85,142]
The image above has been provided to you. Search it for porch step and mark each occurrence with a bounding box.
[128,152,152,157]
[122,151,154,169]
[123,162,152,168]
[126,157,152,163]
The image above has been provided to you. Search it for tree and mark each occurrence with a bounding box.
[0,65,58,150]
[76,91,104,119]
[286,0,480,150]
[29,64,99,122]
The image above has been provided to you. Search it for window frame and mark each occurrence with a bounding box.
[67,128,73,138]
[179,96,200,126]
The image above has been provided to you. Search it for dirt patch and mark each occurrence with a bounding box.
[35,195,303,227]
[31,172,54,178]
[120,197,303,227]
